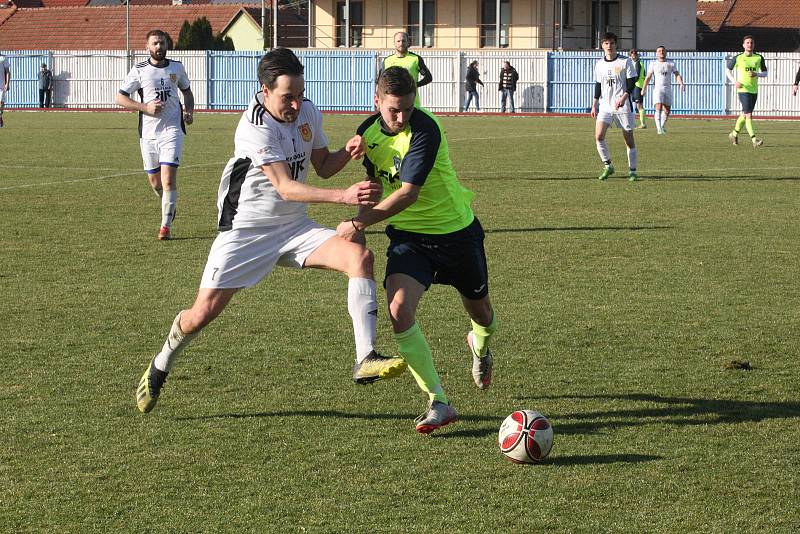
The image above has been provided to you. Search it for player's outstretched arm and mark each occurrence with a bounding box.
[262,161,379,205]
[336,182,420,240]
[310,137,363,179]
[417,57,433,87]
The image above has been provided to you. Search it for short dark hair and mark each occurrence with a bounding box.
[742,35,755,43]
[600,32,617,44]
[258,48,304,89]
[656,45,666,52]
[377,66,416,98]
[146,29,168,42]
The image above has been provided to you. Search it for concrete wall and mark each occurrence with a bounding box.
[637,0,696,50]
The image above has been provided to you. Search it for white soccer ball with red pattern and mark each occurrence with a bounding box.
[498,410,553,463]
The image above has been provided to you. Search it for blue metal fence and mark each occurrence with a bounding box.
[548,51,729,115]
[0,49,793,115]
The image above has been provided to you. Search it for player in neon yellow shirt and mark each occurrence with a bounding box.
[726,35,767,147]
[337,66,497,435]
[381,32,432,107]
[629,49,647,129]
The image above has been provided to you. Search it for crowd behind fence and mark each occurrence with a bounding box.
[3,49,800,116]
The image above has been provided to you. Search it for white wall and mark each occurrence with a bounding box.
[637,0,696,50]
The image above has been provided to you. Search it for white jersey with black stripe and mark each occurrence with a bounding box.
[594,54,636,114]
[119,59,190,139]
[215,92,329,231]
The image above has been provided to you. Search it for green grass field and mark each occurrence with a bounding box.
[2,110,799,532]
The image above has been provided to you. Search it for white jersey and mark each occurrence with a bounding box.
[647,60,679,90]
[594,54,636,114]
[119,58,190,139]
[216,93,328,231]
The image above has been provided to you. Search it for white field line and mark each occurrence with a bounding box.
[0,162,226,192]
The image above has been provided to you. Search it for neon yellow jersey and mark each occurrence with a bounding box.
[357,108,474,234]
[383,52,427,106]
[731,53,767,94]
[633,59,646,89]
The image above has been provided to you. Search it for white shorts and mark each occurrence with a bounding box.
[596,111,636,131]
[653,88,673,107]
[140,130,184,173]
[200,217,336,289]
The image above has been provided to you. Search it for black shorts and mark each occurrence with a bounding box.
[631,86,644,104]
[385,217,489,300]
[738,92,758,114]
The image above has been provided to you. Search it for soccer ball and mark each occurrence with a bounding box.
[498,410,553,464]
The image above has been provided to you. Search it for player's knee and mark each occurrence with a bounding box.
[348,244,374,277]
[388,299,415,331]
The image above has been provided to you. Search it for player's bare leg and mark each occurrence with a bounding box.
[137,288,238,413]
[304,237,406,383]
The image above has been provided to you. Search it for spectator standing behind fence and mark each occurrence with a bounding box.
[464,61,484,111]
[382,31,432,107]
[498,61,518,113]
[0,53,9,127]
[791,64,800,96]
[38,64,53,108]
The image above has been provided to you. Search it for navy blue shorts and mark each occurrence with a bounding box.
[385,217,489,300]
[631,86,644,104]
[738,92,758,114]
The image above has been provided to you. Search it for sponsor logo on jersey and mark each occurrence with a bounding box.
[299,123,312,142]
[170,74,177,83]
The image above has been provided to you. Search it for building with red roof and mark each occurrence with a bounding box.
[697,0,800,51]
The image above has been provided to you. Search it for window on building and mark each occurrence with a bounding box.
[407,0,435,47]
[336,0,364,47]
[592,0,620,48]
[560,0,572,29]
[480,0,510,48]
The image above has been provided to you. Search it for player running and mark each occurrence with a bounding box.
[591,32,639,182]
[116,30,194,240]
[641,46,686,135]
[336,66,498,435]
[726,35,767,147]
[135,48,405,414]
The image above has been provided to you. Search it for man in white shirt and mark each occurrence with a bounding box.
[116,29,194,240]
[590,32,639,181]
[135,48,406,414]
[0,54,10,128]
[642,46,686,135]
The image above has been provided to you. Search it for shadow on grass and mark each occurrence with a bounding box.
[517,393,800,435]
[543,454,662,466]
[174,410,498,424]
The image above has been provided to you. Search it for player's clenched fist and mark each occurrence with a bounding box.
[342,180,381,206]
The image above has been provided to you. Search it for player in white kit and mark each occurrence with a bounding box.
[0,53,10,128]
[135,48,406,414]
[590,32,639,181]
[116,30,195,240]
[641,46,686,135]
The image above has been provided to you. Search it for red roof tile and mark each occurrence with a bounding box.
[42,0,88,6]
[696,1,734,33]
[0,5,16,24]
[0,5,247,49]
[724,0,800,28]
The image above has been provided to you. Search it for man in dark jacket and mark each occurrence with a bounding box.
[464,60,484,111]
[498,61,519,113]
[38,63,53,108]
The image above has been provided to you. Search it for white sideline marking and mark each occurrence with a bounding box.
[0,162,226,192]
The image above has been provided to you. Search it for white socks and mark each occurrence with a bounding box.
[348,277,378,363]
[627,147,638,171]
[161,189,177,228]
[153,312,198,372]
[596,140,611,164]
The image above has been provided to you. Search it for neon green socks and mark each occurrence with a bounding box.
[734,114,746,133]
[395,323,447,403]
[470,313,498,358]
[745,117,755,137]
